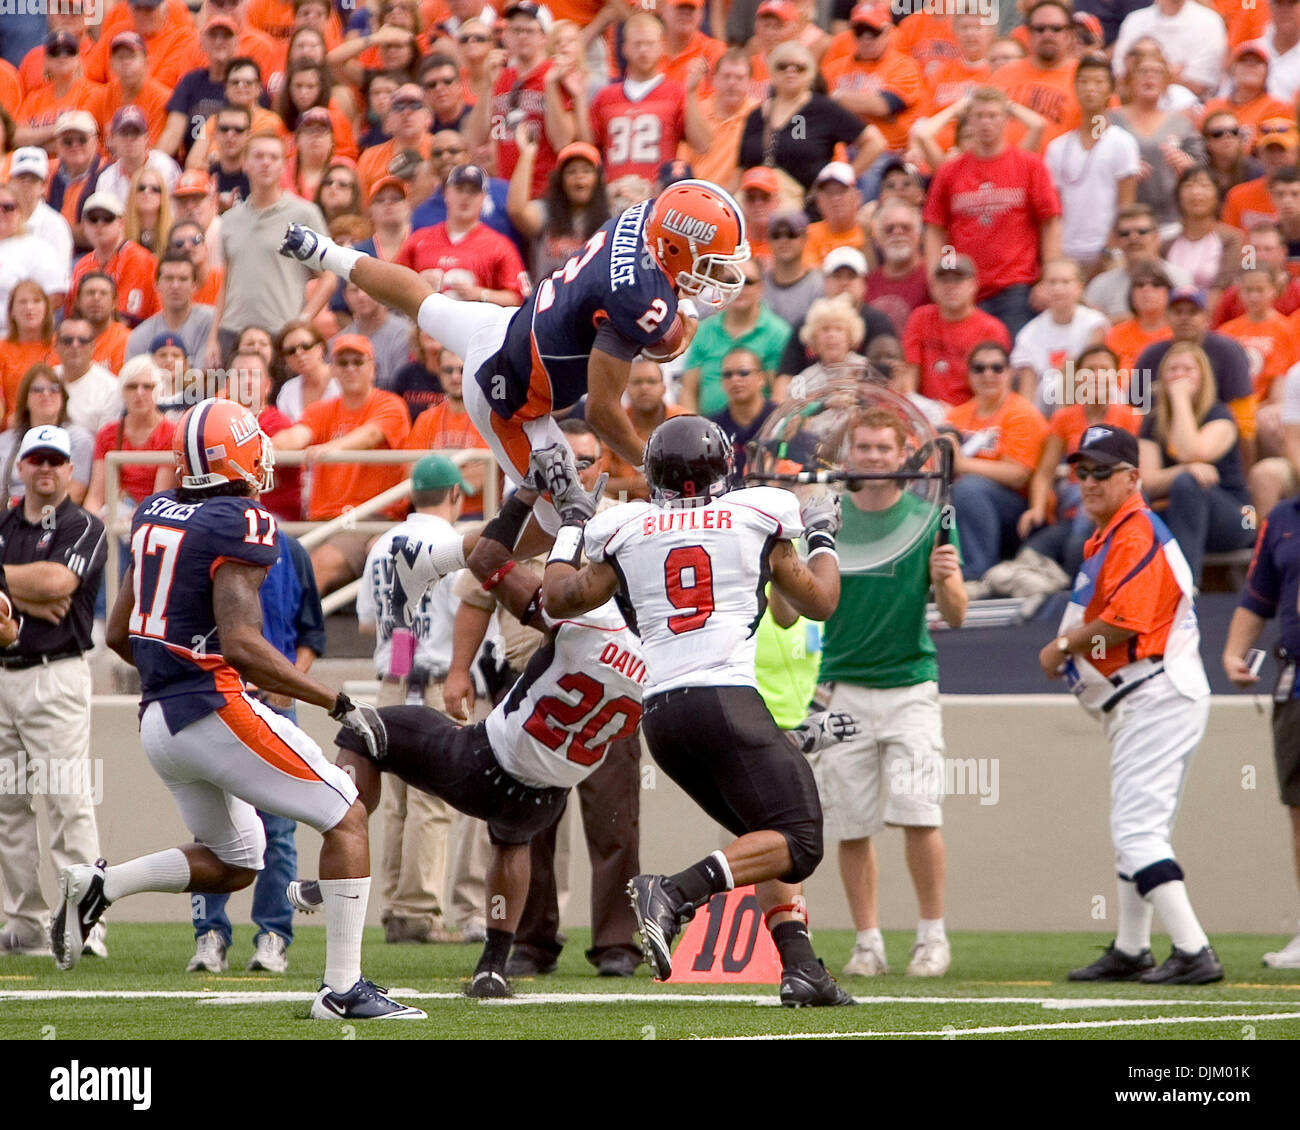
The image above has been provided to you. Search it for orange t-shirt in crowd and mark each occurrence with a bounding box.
[67,242,160,328]
[358,135,434,196]
[178,24,282,83]
[0,58,21,109]
[0,340,56,424]
[991,57,1080,148]
[84,21,199,89]
[821,48,925,153]
[679,95,758,189]
[922,56,992,156]
[194,268,224,308]
[1222,177,1277,231]
[92,322,131,374]
[890,11,960,79]
[1221,308,1300,398]
[803,221,867,269]
[661,30,726,95]
[18,38,96,94]
[945,390,1048,493]
[1213,0,1269,46]
[1106,319,1172,373]
[248,0,343,42]
[200,106,287,148]
[99,0,192,40]
[1049,403,1141,467]
[15,81,108,139]
[97,77,174,145]
[405,398,491,517]
[298,388,411,519]
[1200,94,1295,148]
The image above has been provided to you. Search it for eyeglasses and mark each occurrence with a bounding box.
[58,134,90,145]
[1074,464,1126,481]
[774,61,808,73]
[171,234,205,249]
[83,213,116,224]
[430,146,465,159]
[24,453,68,468]
[136,183,162,194]
[48,45,78,58]
[283,340,319,355]
[391,99,424,112]
[424,76,458,88]
[1029,22,1069,32]
[216,123,248,134]
[227,75,259,87]
[28,385,62,396]
[968,361,1007,374]
[722,367,756,378]
[58,333,93,345]
[1204,126,1239,139]
[1117,225,1154,238]
[458,33,490,43]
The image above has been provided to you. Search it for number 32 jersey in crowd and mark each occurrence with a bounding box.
[486,599,645,790]
[584,487,805,697]
[479,197,680,422]
[128,492,280,734]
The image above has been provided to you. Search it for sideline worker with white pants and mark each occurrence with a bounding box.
[1038,424,1221,985]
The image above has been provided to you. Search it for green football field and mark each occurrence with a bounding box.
[3,924,1300,1040]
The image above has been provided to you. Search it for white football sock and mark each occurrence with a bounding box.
[856,928,884,950]
[1115,877,1153,955]
[103,848,190,901]
[321,876,370,993]
[1147,880,1209,953]
[917,917,946,943]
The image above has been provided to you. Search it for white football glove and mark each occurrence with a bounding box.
[790,710,858,755]
[331,692,387,761]
[279,223,330,270]
[800,492,842,539]
[387,532,466,625]
[531,443,607,524]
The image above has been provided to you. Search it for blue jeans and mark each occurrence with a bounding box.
[952,474,1029,580]
[1025,480,1095,577]
[1156,473,1256,585]
[191,705,299,945]
[977,284,1034,340]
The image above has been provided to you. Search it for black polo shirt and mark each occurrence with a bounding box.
[0,497,107,656]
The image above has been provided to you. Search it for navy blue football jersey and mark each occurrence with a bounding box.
[129,492,280,733]
[477,197,680,420]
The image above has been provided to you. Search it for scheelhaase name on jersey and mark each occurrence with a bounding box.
[641,507,733,534]
[610,199,650,290]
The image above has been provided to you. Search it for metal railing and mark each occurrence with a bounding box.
[104,447,499,614]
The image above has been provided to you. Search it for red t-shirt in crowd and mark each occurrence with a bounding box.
[257,405,302,521]
[903,304,1013,405]
[490,61,572,199]
[922,147,1062,299]
[94,415,177,504]
[866,264,931,338]
[590,76,689,183]
[396,223,530,301]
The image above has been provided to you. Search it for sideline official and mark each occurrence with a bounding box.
[0,426,107,957]
[1038,425,1221,985]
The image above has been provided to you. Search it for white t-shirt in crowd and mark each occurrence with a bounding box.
[275,375,342,423]
[1259,26,1300,103]
[1011,305,1111,417]
[23,202,74,294]
[59,364,124,435]
[0,235,70,339]
[94,152,183,207]
[1113,1,1228,92]
[1045,126,1142,261]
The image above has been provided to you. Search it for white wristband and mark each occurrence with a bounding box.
[678,298,699,320]
[548,524,583,565]
[321,242,366,278]
[808,546,839,563]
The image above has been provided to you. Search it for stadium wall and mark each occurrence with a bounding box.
[43,695,1293,935]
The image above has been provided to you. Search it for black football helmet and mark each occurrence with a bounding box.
[645,415,734,504]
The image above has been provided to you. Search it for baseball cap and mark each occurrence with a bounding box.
[45,30,79,53]
[149,331,186,353]
[822,246,869,276]
[448,163,489,192]
[556,141,602,168]
[756,0,797,21]
[128,0,165,8]
[9,147,50,182]
[82,191,125,218]
[503,0,551,26]
[1232,41,1270,65]
[53,111,98,138]
[173,170,212,198]
[391,82,425,109]
[740,166,780,196]
[1168,286,1206,310]
[369,175,409,202]
[110,31,147,52]
[331,334,374,360]
[203,16,239,34]
[849,2,891,30]
[933,253,977,278]
[814,160,857,189]
[1072,11,1103,42]
[768,209,808,238]
[672,0,705,7]
[297,106,333,131]
[18,425,72,462]
[657,158,694,187]
[412,453,466,492]
[111,105,148,135]
[1066,424,1139,468]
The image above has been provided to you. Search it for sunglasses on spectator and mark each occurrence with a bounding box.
[1029,21,1069,32]
[1074,464,1126,481]
[171,234,205,248]
[969,361,1007,374]
[29,384,62,396]
[852,24,882,36]
[1118,225,1154,238]
[770,227,801,239]
[881,222,914,234]
[48,45,78,58]
[424,76,458,88]
[431,146,465,158]
[216,123,248,134]
[1204,127,1239,139]
[283,340,320,355]
[59,133,90,145]
[774,61,808,73]
[84,212,116,224]
[722,367,756,378]
[24,453,68,468]
[458,33,490,42]
[391,99,424,112]
[58,333,93,345]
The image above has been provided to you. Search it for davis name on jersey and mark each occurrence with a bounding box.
[129,492,280,734]
[480,197,679,421]
[486,599,644,790]
[585,486,805,697]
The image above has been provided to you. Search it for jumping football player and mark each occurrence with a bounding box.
[51,399,418,1021]
[536,416,856,1006]
[277,177,749,536]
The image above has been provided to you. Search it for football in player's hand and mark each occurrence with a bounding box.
[642,311,687,362]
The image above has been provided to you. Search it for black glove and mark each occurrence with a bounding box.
[790,710,859,755]
[331,692,387,762]
[531,443,606,524]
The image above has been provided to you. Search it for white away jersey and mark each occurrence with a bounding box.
[486,598,645,789]
[585,486,804,697]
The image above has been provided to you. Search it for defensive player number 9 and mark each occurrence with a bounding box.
[522,671,644,766]
[664,544,714,634]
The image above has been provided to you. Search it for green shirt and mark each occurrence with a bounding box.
[754,604,822,729]
[683,306,792,418]
[819,491,962,689]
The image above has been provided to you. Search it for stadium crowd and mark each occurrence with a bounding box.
[4,0,1300,982]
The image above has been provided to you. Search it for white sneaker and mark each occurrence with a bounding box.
[84,921,107,959]
[906,936,951,977]
[186,929,228,973]
[842,939,888,977]
[459,918,488,944]
[248,932,289,973]
[1263,932,1300,969]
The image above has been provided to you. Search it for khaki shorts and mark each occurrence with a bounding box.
[317,529,377,582]
[811,681,945,841]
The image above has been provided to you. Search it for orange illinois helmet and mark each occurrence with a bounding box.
[174,397,275,492]
[645,179,750,308]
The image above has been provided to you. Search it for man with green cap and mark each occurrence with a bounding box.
[355,453,467,945]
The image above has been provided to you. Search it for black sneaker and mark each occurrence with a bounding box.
[504,951,557,977]
[596,949,640,978]
[466,970,513,998]
[51,859,110,972]
[1067,941,1156,982]
[780,959,857,1007]
[310,978,427,1020]
[627,875,692,982]
[1138,945,1224,985]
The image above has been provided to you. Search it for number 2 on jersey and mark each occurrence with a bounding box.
[536,230,608,312]
[523,672,642,766]
[664,545,715,634]
[128,524,186,638]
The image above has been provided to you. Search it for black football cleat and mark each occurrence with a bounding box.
[51,859,110,972]
[465,970,513,999]
[780,959,858,1007]
[1067,941,1156,982]
[310,978,426,1020]
[627,875,692,982]
[1138,945,1224,985]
